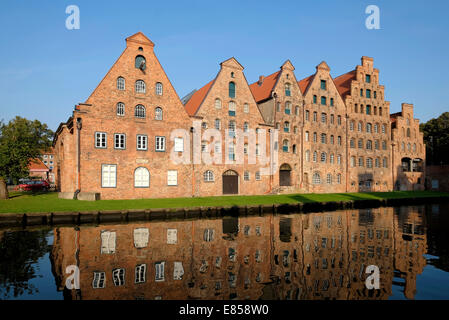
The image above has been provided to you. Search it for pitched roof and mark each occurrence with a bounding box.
[297,74,315,95]
[183,79,215,116]
[28,158,49,172]
[249,71,280,103]
[333,70,356,99]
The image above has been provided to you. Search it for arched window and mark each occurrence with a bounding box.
[382,124,386,134]
[295,106,300,115]
[366,123,372,133]
[135,105,146,118]
[313,151,318,162]
[116,102,125,116]
[228,101,236,116]
[276,122,281,130]
[327,174,332,185]
[321,152,327,163]
[374,123,379,133]
[204,170,214,182]
[215,98,222,109]
[229,82,236,98]
[283,140,289,153]
[134,167,150,187]
[117,77,125,90]
[305,150,310,162]
[321,133,327,144]
[313,172,321,185]
[350,138,355,148]
[155,82,163,95]
[135,80,146,93]
[350,121,354,131]
[285,83,291,96]
[155,107,163,120]
[358,139,363,149]
[379,107,383,116]
[330,135,334,145]
[366,158,373,168]
[383,157,388,168]
[358,122,363,132]
[337,154,342,165]
[284,122,290,133]
[135,55,146,70]
[366,140,372,150]
[244,103,249,113]
[330,153,335,164]
[285,102,291,114]
[413,143,416,152]
[292,144,297,154]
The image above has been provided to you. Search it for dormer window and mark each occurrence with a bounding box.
[135,55,146,70]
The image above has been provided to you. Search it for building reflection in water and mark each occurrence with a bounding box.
[50,206,427,300]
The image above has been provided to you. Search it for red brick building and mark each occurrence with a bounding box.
[53,32,426,200]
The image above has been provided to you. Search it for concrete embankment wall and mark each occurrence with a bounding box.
[1,196,448,229]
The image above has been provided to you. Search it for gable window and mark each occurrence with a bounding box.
[321,96,327,105]
[330,98,334,106]
[137,135,148,150]
[117,77,125,90]
[284,122,290,133]
[337,154,342,164]
[155,136,166,151]
[135,55,146,70]
[359,157,364,167]
[114,134,126,149]
[134,228,149,248]
[285,83,291,96]
[155,107,163,120]
[167,170,178,186]
[283,140,289,153]
[95,132,107,148]
[134,167,150,187]
[155,82,163,95]
[215,98,222,109]
[135,105,146,118]
[366,74,371,83]
[135,80,146,93]
[204,170,214,182]
[383,158,388,168]
[174,137,184,152]
[229,82,236,98]
[135,264,146,284]
[116,102,125,116]
[112,269,125,286]
[244,103,249,113]
[321,80,327,90]
[228,101,236,116]
[93,272,106,289]
[366,89,371,99]
[101,230,116,254]
[285,102,291,114]
[101,164,116,188]
[366,105,371,115]
[313,95,317,104]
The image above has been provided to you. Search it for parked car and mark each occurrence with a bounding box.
[16,179,50,192]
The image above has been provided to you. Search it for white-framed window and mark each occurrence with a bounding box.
[116,102,125,116]
[101,164,116,188]
[155,262,165,282]
[204,170,214,182]
[173,262,184,280]
[215,98,222,109]
[117,77,125,90]
[112,268,125,286]
[114,134,126,149]
[95,132,107,148]
[228,101,236,116]
[174,137,184,152]
[137,135,148,150]
[244,103,249,113]
[155,136,166,151]
[100,230,116,254]
[167,170,177,186]
[155,107,163,120]
[337,154,342,165]
[155,82,163,95]
[134,228,149,248]
[321,152,327,163]
[93,271,106,289]
[215,119,221,130]
[204,229,215,242]
[228,121,236,137]
[313,172,321,185]
[305,131,309,142]
[134,167,150,188]
[244,171,250,181]
[135,80,146,93]
[135,264,146,284]
[43,155,48,159]
[135,105,146,118]
[255,171,261,181]
[167,229,177,244]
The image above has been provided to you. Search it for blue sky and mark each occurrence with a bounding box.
[0,0,448,131]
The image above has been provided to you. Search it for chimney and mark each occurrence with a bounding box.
[258,75,264,86]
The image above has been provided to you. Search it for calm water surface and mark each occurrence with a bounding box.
[1,204,449,300]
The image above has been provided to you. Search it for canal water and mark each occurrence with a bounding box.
[1,204,449,300]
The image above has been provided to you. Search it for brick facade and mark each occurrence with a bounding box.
[53,32,426,200]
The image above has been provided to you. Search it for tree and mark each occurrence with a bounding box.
[0,117,54,199]
[420,112,449,166]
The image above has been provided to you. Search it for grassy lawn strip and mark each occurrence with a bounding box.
[1,191,448,214]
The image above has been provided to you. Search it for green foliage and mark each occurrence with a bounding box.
[420,112,449,165]
[0,117,54,181]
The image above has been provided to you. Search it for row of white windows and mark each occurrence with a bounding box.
[305,132,342,145]
[116,104,163,119]
[95,133,175,151]
[305,151,342,165]
[305,111,342,125]
[102,165,178,188]
[349,121,387,134]
[311,173,342,185]
[349,157,389,168]
[116,77,163,95]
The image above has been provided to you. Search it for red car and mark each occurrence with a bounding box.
[16,180,50,192]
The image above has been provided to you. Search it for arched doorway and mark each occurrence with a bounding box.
[280,164,292,187]
[223,170,239,195]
